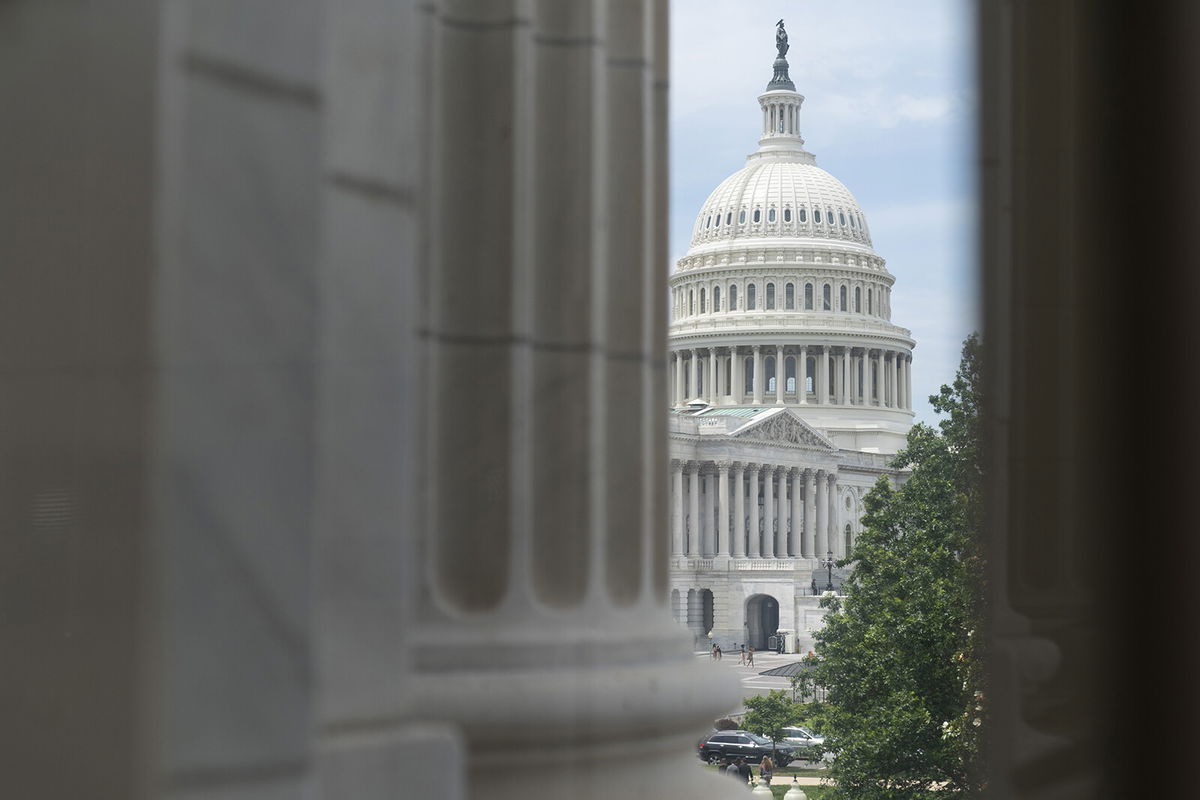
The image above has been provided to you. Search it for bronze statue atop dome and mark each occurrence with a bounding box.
[776,19,789,58]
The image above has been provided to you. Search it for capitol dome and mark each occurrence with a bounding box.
[689,160,873,252]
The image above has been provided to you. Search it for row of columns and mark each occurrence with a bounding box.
[672,344,912,410]
[670,460,847,560]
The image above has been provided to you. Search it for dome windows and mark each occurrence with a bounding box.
[785,282,795,309]
[768,208,777,223]
[814,209,822,224]
[739,210,746,224]
[747,283,757,310]
[753,209,761,223]
[849,214,857,229]
[714,213,721,228]
[713,285,721,311]
[826,208,834,226]
[822,283,832,311]
[705,215,711,229]
[855,286,862,312]
[798,207,807,222]
[783,208,792,222]
[839,212,847,226]
[804,282,813,310]
[725,212,732,226]
[729,284,738,310]
[699,287,706,312]
[839,285,848,311]
[765,282,776,310]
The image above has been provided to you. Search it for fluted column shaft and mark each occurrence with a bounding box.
[703,469,715,556]
[816,469,828,556]
[776,467,788,558]
[674,351,684,406]
[828,472,839,556]
[841,348,851,404]
[671,461,684,555]
[790,469,802,557]
[709,348,718,404]
[687,463,700,557]
[732,347,743,402]
[747,465,761,557]
[689,349,698,402]
[732,464,745,557]
[762,466,775,557]
[752,345,763,404]
[799,345,808,404]
[775,345,785,404]
[890,352,899,408]
[804,469,817,557]
[819,345,830,404]
[717,462,730,556]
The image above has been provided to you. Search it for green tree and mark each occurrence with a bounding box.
[743,690,802,756]
[813,334,985,799]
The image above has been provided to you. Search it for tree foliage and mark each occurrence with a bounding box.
[812,334,986,799]
[743,690,803,749]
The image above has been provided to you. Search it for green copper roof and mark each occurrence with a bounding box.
[695,407,765,418]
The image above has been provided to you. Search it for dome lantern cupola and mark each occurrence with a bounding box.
[756,20,814,162]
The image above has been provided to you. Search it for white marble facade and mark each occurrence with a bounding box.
[667,36,914,654]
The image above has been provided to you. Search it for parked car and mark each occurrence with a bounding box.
[697,730,795,766]
[781,725,827,760]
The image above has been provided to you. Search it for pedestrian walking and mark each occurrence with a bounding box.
[758,755,774,784]
[747,646,755,667]
[738,644,746,665]
[736,757,752,783]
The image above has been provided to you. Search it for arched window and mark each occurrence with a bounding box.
[805,356,815,393]
[726,212,732,225]
[689,290,695,315]
[729,284,738,310]
[814,209,822,224]
[849,214,857,229]
[753,209,761,223]
[785,282,795,309]
[705,215,711,228]
[823,283,831,311]
[765,356,776,392]
[827,208,834,224]
[845,523,853,554]
[839,212,846,226]
[714,213,721,227]
[713,285,721,311]
[784,208,792,222]
[699,287,706,313]
[747,283,757,310]
[854,286,862,312]
[768,208,777,223]
[739,209,746,224]
[786,357,797,393]
[744,356,755,394]
[839,285,847,311]
[799,207,807,222]
[766,282,776,310]
[804,283,813,310]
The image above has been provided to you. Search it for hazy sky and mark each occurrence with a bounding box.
[670,1,978,426]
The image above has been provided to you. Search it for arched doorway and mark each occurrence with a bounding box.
[745,594,779,650]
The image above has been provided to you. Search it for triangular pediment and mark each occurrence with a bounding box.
[729,408,837,451]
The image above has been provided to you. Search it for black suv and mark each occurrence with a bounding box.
[697,730,794,766]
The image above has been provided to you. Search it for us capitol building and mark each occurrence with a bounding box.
[668,24,915,654]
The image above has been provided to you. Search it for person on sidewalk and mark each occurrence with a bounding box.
[738,644,747,665]
[758,755,774,784]
[736,757,752,783]
[747,646,755,667]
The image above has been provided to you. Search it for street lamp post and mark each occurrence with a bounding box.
[821,549,835,592]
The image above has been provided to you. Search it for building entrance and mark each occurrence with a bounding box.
[745,594,779,651]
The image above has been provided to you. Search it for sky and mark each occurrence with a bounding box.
[669,1,978,426]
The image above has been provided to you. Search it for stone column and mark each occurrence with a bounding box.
[799,345,808,404]
[689,348,699,402]
[732,463,746,557]
[819,345,830,404]
[790,468,803,557]
[717,461,730,557]
[816,469,829,556]
[674,351,685,406]
[804,468,817,557]
[709,348,718,404]
[747,465,761,557]
[864,348,874,406]
[671,460,684,555]
[842,347,851,404]
[731,347,743,402]
[904,354,912,410]
[775,344,785,404]
[752,345,764,404]
[890,351,899,409]
[776,467,789,558]
[703,468,715,556]
[828,472,840,556]
[763,466,775,558]
[687,462,700,557]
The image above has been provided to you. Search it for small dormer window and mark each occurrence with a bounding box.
[739,210,747,224]
[753,209,761,223]
[783,208,792,222]
[799,207,807,222]
[768,208,777,222]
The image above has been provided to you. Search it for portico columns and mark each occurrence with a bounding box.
[819,345,830,403]
[687,462,700,557]
[674,351,685,406]
[775,345,785,404]
[752,345,764,404]
[747,464,761,557]
[689,348,699,402]
[776,467,789,558]
[804,468,817,557]
[828,472,840,556]
[732,463,746,557]
[816,469,828,556]
[709,348,718,404]
[842,347,851,404]
[790,468,802,557]
[799,345,808,404]
[703,468,715,556]
[732,347,743,402]
[671,460,684,555]
[863,348,874,406]
[717,461,730,557]
[890,351,899,409]
[763,466,775,557]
